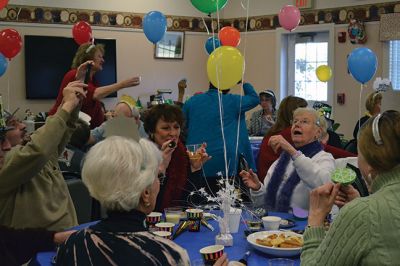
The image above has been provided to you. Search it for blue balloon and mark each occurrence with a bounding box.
[143,11,167,44]
[0,53,8,77]
[205,36,221,54]
[347,47,377,84]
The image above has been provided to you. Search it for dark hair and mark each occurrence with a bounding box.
[259,90,277,111]
[143,104,184,135]
[70,119,90,149]
[267,95,308,137]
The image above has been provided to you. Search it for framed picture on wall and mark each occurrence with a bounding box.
[154,31,185,60]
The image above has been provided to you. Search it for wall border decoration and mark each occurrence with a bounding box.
[0,2,398,32]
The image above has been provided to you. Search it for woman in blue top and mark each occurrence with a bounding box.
[183,82,259,190]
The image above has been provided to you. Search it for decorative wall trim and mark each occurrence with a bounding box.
[0,2,399,32]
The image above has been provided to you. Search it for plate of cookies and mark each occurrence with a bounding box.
[247,230,303,257]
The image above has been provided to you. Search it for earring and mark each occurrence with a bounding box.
[149,133,154,141]
[144,202,151,207]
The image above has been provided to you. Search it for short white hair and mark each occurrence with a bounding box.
[293,107,327,140]
[82,136,161,212]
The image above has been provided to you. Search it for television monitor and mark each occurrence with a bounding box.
[24,35,117,99]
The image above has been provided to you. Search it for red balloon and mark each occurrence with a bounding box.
[218,26,240,47]
[72,21,92,45]
[0,28,22,60]
[0,0,9,10]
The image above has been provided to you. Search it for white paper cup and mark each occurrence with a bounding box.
[227,208,242,233]
[155,222,175,232]
[262,216,282,230]
[152,230,172,239]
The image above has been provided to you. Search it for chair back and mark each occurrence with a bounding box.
[66,178,92,224]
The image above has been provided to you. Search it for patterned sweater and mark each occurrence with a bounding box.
[56,209,190,266]
[301,166,400,265]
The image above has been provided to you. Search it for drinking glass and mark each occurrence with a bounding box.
[186,144,202,160]
[164,207,182,224]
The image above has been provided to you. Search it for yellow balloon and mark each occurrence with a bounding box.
[316,65,332,82]
[207,46,245,91]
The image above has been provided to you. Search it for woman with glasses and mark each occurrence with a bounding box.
[257,96,308,181]
[240,108,335,211]
[301,110,400,265]
[143,104,210,211]
[248,90,277,136]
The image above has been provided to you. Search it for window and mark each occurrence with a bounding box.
[389,40,400,91]
[154,31,184,59]
[288,32,329,102]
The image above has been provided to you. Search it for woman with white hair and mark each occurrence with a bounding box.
[240,108,335,211]
[56,136,190,265]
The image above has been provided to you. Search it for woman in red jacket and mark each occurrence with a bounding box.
[49,43,140,128]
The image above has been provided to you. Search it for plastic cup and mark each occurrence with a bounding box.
[199,245,224,266]
[227,208,242,233]
[268,258,294,266]
[262,216,282,230]
[186,144,202,160]
[165,207,182,224]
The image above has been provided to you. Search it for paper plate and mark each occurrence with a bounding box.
[247,230,302,257]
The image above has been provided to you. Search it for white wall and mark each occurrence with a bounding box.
[0,22,210,113]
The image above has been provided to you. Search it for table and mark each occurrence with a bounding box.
[31,212,305,266]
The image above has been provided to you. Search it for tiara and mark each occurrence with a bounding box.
[372,114,383,145]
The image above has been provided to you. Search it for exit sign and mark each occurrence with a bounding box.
[295,0,313,9]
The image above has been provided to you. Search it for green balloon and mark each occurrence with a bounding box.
[190,0,229,14]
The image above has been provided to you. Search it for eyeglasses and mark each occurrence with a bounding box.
[157,173,166,185]
[291,118,321,127]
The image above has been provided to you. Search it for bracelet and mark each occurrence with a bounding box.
[291,150,302,160]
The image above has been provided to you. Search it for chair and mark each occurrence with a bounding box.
[344,139,358,154]
[65,178,92,224]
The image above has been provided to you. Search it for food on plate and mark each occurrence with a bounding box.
[256,233,303,248]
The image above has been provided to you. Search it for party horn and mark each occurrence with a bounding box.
[173,220,190,239]
[201,219,214,231]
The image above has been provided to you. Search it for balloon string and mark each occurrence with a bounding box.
[16,8,21,20]
[213,0,229,180]
[240,0,248,10]
[7,74,10,111]
[201,17,210,35]
[234,0,250,171]
[358,83,364,139]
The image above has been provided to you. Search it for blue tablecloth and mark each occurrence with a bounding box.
[250,138,262,164]
[31,212,305,266]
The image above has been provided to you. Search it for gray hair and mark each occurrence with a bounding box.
[82,136,161,212]
[293,107,327,139]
